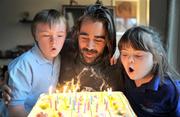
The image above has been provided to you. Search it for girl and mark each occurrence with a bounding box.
[118,26,180,116]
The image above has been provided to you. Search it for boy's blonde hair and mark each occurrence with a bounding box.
[31,9,68,39]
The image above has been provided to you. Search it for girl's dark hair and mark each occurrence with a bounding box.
[118,26,180,81]
[72,4,116,61]
[31,9,67,39]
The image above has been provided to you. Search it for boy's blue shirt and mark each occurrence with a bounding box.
[8,44,60,112]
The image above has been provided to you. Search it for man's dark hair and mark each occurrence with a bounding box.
[72,4,116,61]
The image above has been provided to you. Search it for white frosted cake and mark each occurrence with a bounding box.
[28,92,136,117]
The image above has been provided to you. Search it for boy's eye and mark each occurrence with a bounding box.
[58,35,62,37]
[39,33,50,37]
[57,35,63,38]
[43,34,50,37]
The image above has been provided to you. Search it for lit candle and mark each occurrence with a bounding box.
[95,95,98,112]
[83,96,86,113]
[75,82,80,92]
[73,91,76,106]
[84,102,86,113]
[73,99,76,110]
[68,90,72,104]
[71,79,74,91]
[87,101,90,111]
[49,86,53,94]
[78,101,80,113]
[90,96,93,104]
[96,103,98,112]
[105,99,108,111]
[55,100,57,111]
[71,79,74,85]
[63,86,68,93]
[49,98,52,109]
[107,88,112,96]
[55,90,59,110]
[48,86,53,108]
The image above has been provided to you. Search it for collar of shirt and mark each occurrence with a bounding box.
[138,75,161,92]
[31,44,54,65]
[126,75,161,92]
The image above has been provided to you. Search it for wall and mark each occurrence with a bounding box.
[1,0,169,51]
[149,0,168,44]
[0,0,111,51]
[0,0,172,67]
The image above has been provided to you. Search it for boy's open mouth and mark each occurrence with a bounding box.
[52,47,56,50]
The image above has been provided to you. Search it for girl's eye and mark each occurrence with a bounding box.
[122,54,127,56]
[135,55,143,58]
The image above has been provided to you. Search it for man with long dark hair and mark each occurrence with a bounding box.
[59,4,122,91]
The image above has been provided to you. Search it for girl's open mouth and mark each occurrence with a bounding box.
[129,67,134,72]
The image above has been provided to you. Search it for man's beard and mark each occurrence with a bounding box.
[79,48,102,65]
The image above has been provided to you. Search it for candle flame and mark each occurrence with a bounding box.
[107,88,112,92]
[63,85,68,93]
[60,79,80,93]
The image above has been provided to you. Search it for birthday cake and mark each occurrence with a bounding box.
[28,92,136,117]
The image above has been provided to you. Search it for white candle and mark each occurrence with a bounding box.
[68,90,72,104]
[83,96,86,113]
[63,86,68,93]
[48,86,53,109]
[49,86,53,94]
[107,88,112,96]
[96,103,98,112]
[78,102,80,113]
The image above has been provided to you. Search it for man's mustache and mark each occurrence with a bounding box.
[82,48,98,54]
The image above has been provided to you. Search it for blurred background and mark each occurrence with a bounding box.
[0,0,179,73]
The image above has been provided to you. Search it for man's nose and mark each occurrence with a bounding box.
[87,40,95,49]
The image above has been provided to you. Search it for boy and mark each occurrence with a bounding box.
[7,9,67,117]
